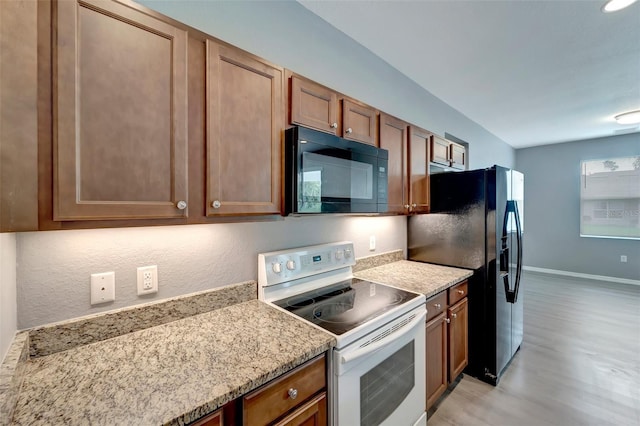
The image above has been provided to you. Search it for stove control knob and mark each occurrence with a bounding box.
[335,250,343,260]
[286,260,296,270]
[272,263,282,274]
[344,248,352,259]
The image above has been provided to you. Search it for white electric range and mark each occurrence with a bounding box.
[258,241,427,426]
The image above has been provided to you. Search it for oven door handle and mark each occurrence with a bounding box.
[340,309,427,365]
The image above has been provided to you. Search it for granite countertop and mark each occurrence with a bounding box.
[9,300,335,426]
[354,260,473,298]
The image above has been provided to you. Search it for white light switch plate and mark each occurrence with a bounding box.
[90,272,115,305]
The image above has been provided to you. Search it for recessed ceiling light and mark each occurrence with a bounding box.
[602,0,638,12]
[614,110,640,125]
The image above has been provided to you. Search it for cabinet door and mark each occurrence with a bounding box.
[408,126,431,214]
[379,113,408,214]
[206,42,283,215]
[342,99,376,145]
[54,0,188,220]
[430,135,450,166]
[426,312,448,410]
[448,298,469,381]
[274,392,327,426]
[450,142,466,170]
[290,76,337,134]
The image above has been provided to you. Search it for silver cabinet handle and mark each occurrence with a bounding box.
[176,200,187,210]
[457,289,465,295]
[445,318,451,324]
[404,204,410,209]
[452,313,457,319]
[330,122,338,129]
[288,388,298,400]
[212,200,221,209]
[346,127,353,134]
[412,203,417,208]
[434,303,441,310]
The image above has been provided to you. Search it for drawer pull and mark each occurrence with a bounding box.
[434,303,441,310]
[288,388,298,400]
[457,289,465,295]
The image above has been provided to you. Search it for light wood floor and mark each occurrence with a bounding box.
[428,271,640,426]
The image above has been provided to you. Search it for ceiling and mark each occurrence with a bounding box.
[298,0,640,148]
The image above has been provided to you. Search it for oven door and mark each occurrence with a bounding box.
[332,306,427,426]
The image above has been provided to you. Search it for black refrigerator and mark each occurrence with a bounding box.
[408,165,524,385]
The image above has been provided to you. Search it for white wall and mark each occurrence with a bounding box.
[0,233,17,363]
[17,216,405,328]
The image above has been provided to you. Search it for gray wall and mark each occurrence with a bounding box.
[11,0,516,332]
[515,133,640,281]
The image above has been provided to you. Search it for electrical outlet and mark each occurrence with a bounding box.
[620,255,627,263]
[90,272,115,305]
[369,235,376,251]
[137,265,158,295]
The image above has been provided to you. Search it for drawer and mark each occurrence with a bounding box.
[426,291,447,322]
[243,354,326,426]
[448,280,468,305]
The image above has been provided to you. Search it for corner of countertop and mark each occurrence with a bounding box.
[0,331,29,425]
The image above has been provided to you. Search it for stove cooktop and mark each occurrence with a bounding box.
[272,278,421,335]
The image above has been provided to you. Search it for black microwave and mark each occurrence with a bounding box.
[285,126,388,214]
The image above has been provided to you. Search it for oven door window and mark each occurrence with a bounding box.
[360,341,415,426]
[299,147,377,213]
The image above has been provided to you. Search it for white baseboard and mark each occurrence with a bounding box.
[523,266,640,286]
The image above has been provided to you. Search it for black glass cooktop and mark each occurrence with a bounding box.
[273,279,420,335]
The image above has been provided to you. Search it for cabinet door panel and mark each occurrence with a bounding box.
[448,298,469,381]
[342,99,376,145]
[207,42,283,215]
[431,135,450,166]
[450,142,466,170]
[379,113,408,214]
[55,0,188,220]
[291,76,337,134]
[408,126,431,213]
[426,313,448,410]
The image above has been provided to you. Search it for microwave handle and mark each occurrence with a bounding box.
[340,309,426,365]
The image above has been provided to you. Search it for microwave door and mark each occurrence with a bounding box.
[299,144,379,213]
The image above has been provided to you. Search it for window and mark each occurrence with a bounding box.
[580,156,640,239]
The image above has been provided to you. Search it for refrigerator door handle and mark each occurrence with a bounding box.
[512,200,523,303]
[502,200,521,303]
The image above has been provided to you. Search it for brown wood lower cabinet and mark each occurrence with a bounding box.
[425,280,469,411]
[243,354,326,426]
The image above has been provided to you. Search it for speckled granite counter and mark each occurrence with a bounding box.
[354,260,473,298]
[9,300,335,426]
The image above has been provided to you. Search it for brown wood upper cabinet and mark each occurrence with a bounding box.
[379,113,409,214]
[206,41,283,216]
[431,135,466,170]
[341,99,377,145]
[54,0,188,220]
[408,126,432,213]
[289,75,377,145]
[290,76,338,135]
